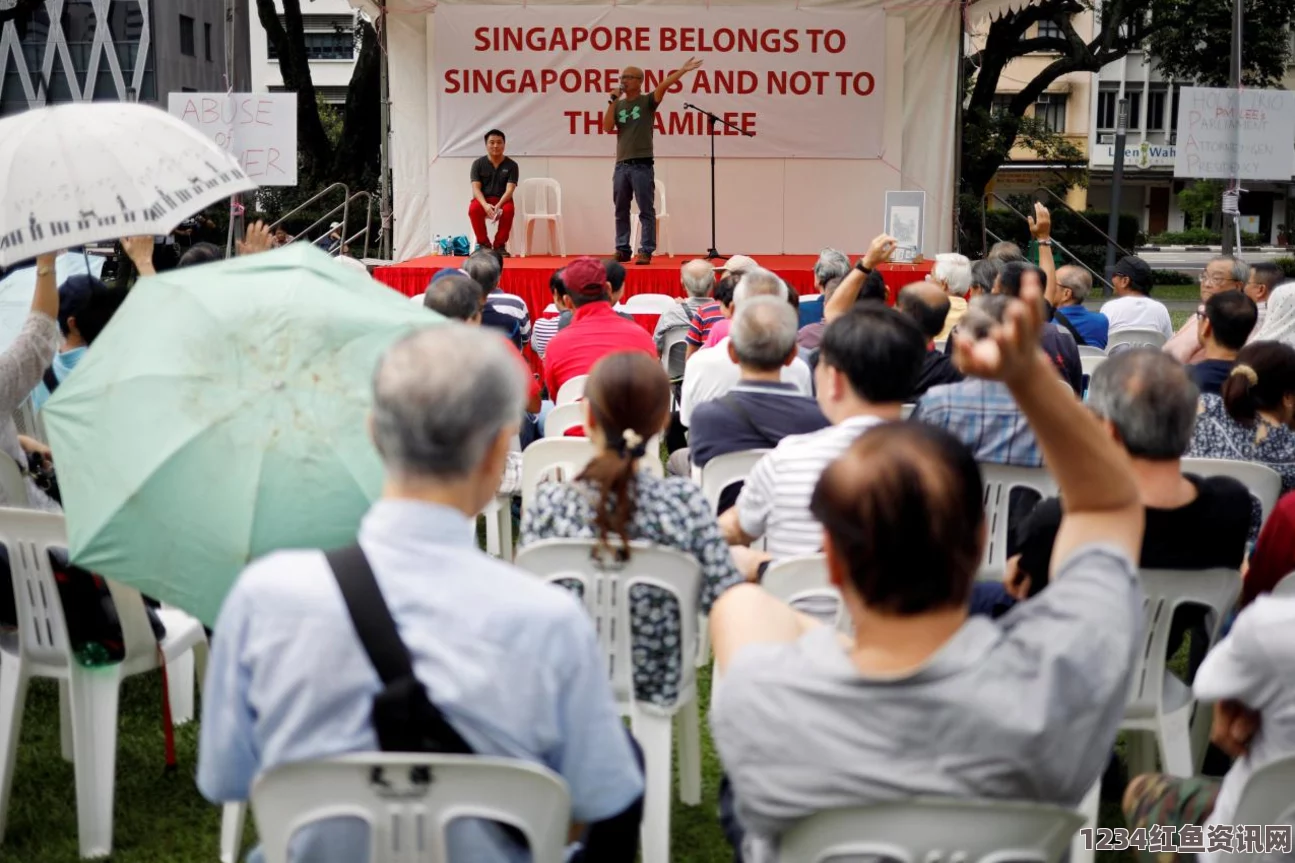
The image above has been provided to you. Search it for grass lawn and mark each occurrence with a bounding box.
[4,658,1156,863]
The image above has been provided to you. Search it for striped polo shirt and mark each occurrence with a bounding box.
[686,302,727,347]
[481,289,532,350]
[736,414,886,558]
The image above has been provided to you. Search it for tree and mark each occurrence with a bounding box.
[1177,179,1224,228]
[963,0,1295,206]
[254,0,382,190]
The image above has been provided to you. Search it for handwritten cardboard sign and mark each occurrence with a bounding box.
[168,93,299,187]
[1174,87,1295,181]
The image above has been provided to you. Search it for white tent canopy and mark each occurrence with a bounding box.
[353,0,964,260]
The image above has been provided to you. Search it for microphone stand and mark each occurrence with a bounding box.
[682,102,754,260]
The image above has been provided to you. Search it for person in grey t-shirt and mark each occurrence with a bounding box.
[709,281,1148,863]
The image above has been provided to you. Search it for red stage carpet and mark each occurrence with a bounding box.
[373,254,934,322]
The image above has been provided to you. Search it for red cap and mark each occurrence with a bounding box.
[563,257,610,297]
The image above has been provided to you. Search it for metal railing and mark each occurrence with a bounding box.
[983,192,1115,295]
[267,182,350,252]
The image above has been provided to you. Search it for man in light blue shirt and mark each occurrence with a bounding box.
[198,324,644,862]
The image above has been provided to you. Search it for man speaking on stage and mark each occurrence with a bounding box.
[604,57,702,265]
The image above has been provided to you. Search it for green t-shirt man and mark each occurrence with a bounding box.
[612,93,658,162]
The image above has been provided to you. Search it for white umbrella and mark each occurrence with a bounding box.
[0,102,257,267]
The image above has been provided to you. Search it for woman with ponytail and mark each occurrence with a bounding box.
[521,351,744,706]
[1188,340,1295,493]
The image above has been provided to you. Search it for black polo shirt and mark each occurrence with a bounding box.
[470,156,519,199]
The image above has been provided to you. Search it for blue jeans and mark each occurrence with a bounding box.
[613,161,656,255]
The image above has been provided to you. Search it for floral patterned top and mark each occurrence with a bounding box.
[1188,395,1295,495]
[520,473,744,706]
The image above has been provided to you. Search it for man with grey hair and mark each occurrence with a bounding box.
[682,269,813,427]
[1052,265,1109,349]
[987,240,1025,263]
[813,248,851,291]
[675,297,827,486]
[1008,350,1249,674]
[702,267,790,348]
[1164,255,1248,364]
[654,259,714,379]
[199,325,645,861]
[466,250,532,351]
[930,252,972,340]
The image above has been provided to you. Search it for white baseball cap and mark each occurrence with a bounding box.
[715,254,758,273]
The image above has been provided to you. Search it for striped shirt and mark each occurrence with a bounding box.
[481,290,532,350]
[686,302,727,347]
[530,315,562,358]
[736,414,885,558]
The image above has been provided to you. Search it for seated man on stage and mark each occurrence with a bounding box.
[468,129,518,254]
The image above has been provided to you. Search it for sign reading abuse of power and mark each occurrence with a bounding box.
[433,5,886,159]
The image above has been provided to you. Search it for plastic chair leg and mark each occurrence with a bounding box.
[694,615,711,669]
[1070,778,1101,863]
[0,655,31,842]
[167,649,195,726]
[59,679,73,761]
[483,503,502,558]
[497,499,514,563]
[220,801,247,863]
[194,639,210,697]
[676,695,702,806]
[1126,731,1158,777]
[68,666,122,859]
[1159,707,1196,778]
[630,707,673,863]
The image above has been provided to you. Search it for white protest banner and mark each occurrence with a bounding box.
[433,5,885,159]
[1174,87,1295,181]
[167,93,299,186]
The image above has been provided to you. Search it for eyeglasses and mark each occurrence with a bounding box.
[1200,272,1239,286]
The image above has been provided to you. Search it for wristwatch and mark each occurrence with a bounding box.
[1036,239,1053,247]
[608,96,618,104]
[854,260,872,275]
[36,265,53,277]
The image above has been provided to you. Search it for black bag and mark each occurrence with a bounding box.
[325,545,474,755]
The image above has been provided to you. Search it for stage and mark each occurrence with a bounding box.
[372,254,935,323]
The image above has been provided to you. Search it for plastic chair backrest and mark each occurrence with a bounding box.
[0,454,29,507]
[699,449,771,514]
[514,539,701,707]
[621,293,678,315]
[1076,345,1108,358]
[252,753,572,863]
[1107,328,1168,351]
[1124,568,1240,722]
[410,292,425,305]
[777,797,1084,863]
[629,179,668,217]
[1079,353,1107,377]
[1180,457,1282,526]
[517,178,561,218]
[554,375,588,406]
[521,438,595,509]
[1273,571,1295,598]
[661,327,689,378]
[978,465,1057,579]
[544,402,586,439]
[1218,752,1295,863]
[761,554,850,634]
[0,507,72,667]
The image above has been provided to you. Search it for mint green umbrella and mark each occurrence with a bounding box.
[42,244,439,626]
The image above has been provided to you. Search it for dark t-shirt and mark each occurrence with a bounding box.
[688,383,829,468]
[1015,474,1251,589]
[912,349,964,398]
[613,93,658,162]
[1188,359,1236,396]
[469,156,519,199]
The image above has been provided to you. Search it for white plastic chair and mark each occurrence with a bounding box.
[629,179,673,257]
[660,326,689,382]
[252,753,571,863]
[761,554,851,635]
[977,464,1057,581]
[544,402,586,439]
[901,403,916,420]
[554,375,588,406]
[1273,571,1295,597]
[0,509,207,859]
[511,178,565,258]
[1181,457,1282,527]
[480,495,514,562]
[698,449,771,515]
[1217,753,1295,863]
[521,438,596,510]
[621,293,679,315]
[1076,345,1108,358]
[409,291,425,305]
[513,539,702,863]
[1107,327,1168,351]
[1079,353,1107,378]
[0,456,28,507]
[779,797,1083,863]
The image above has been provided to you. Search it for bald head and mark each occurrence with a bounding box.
[897,282,951,339]
[681,259,715,298]
[620,65,645,97]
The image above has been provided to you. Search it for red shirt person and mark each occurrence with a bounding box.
[543,256,657,399]
[468,129,518,253]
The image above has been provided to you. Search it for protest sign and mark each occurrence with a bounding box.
[168,93,299,186]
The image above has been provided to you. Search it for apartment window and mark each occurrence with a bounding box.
[204,23,212,62]
[266,19,356,61]
[1169,88,1181,139]
[179,14,195,57]
[1146,88,1167,131]
[1033,94,1066,133]
[991,94,1013,116]
[1097,89,1141,130]
[1037,19,1064,40]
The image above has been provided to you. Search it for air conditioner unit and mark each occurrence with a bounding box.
[1036,94,1054,104]
[1098,133,1115,144]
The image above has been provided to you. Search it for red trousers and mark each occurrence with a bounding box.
[468,197,514,248]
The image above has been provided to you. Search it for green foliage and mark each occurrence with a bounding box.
[1271,257,1295,279]
[1148,229,1265,246]
[1150,268,1196,285]
[981,205,1141,274]
[1176,181,1224,229]
[1148,0,1295,87]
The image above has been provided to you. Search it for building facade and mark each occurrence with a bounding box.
[248,0,358,105]
[977,10,1094,212]
[0,0,248,116]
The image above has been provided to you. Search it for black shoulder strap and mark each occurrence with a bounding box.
[1053,307,1088,347]
[42,366,59,395]
[327,545,415,685]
